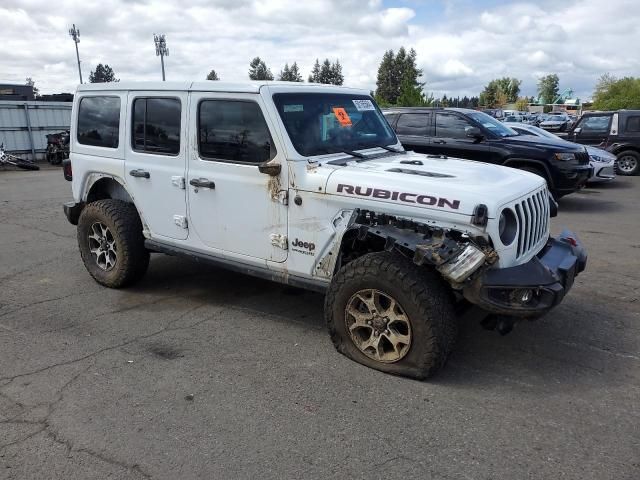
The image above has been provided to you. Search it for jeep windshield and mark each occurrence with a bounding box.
[273,93,397,157]
[467,111,518,138]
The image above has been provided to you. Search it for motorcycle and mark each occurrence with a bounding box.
[45,131,70,165]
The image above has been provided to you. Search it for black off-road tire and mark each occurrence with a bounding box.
[77,200,149,288]
[325,252,457,380]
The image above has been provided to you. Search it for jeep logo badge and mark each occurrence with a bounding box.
[291,238,316,256]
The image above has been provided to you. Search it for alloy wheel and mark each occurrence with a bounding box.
[88,222,117,271]
[617,155,638,174]
[344,289,412,363]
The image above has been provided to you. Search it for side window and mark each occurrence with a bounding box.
[396,114,429,136]
[132,98,181,155]
[625,116,640,133]
[384,113,398,127]
[198,100,275,163]
[578,116,611,133]
[435,113,474,139]
[77,96,121,148]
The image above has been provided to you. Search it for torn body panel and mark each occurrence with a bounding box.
[314,208,498,286]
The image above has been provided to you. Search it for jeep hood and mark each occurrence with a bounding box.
[324,151,545,218]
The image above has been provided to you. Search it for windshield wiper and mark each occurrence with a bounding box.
[374,143,405,154]
[339,149,366,159]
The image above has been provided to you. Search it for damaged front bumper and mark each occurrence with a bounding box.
[462,229,587,318]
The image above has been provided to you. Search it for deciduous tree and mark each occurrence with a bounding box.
[89,64,119,83]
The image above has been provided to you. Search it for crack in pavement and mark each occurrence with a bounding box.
[1,221,75,240]
[0,302,209,384]
[0,362,152,479]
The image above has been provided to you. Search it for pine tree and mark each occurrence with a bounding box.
[206,69,219,80]
[308,59,321,83]
[248,57,274,81]
[279,63,291,81]
[319,59,332,84]
[278,62,303,82]
[375,50,396,104]
[330,60,344,85]
[375,47,423,105]
[89,64,119,83]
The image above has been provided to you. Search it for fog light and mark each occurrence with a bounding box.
[438,244,486,283]
[512,288,534,304]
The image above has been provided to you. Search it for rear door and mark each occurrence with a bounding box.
[433,112,495,163]
[124,92,188,240]
[570,114,612,146]
[394,112,432,153]
[186,93,288,262]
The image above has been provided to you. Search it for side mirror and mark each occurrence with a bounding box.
[258,162,281,176]
[573,127,582,134]
[466,126,483,140]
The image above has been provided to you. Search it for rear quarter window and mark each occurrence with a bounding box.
[77,96,121,148]
[625,116,640,133]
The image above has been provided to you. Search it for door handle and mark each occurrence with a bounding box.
[189,178,215,189]
[433,140,447,144]
[129,169,150,179]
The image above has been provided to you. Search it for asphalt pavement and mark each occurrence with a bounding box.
[1,167,638,479]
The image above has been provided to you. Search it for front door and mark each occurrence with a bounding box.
[187,93,288,262]
[433,112,495,164]
[394,112,433,154]
[570,114,612,146]
[125,92,188,240]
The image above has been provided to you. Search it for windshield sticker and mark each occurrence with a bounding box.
[332,107,352,127]
[352,99,375,111]
[284,104,304,112]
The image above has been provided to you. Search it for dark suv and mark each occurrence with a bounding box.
[383,107,591,198]
[568,110,640,175]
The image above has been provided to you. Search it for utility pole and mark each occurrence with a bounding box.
[154,34,169,81]
[69,24,83,84]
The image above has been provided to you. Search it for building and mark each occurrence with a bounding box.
[0,84,35,101]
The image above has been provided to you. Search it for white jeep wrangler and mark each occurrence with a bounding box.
[62,81,587,379]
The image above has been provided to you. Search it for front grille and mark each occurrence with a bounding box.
[513,188,550,259]
[576,149,590,165]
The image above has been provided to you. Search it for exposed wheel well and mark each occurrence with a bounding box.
[86,177,134,204]
[612,146,640,156]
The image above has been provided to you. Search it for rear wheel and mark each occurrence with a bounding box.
[325,252,457,379]
[77,200,149,288]
[616,150,640,176]
[14,159,40,171]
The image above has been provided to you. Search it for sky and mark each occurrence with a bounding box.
[1,0,639,100]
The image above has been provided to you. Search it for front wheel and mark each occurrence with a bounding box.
[325,252,457,379]
[616,150,640,176]
[77,199,149,288]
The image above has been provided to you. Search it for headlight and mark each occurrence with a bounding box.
[498,208,517,246]
[590,154,615,163]
[554,152,576,161]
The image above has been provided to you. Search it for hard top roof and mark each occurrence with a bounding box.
[76,81,369,95]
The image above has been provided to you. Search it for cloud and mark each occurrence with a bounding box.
[0,0,638,101]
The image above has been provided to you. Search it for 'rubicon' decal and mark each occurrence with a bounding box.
[336,184,460,210]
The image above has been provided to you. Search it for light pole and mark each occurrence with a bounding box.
[69,24,83,84]
[154,34,169,81]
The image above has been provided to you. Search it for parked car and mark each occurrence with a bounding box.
[61,81,587,379]
[481,108,504,120]
[568,110,640,175]
[383,107,592,198]
[504,114,525,123]
[540,112,572,132]
[505,123,616,183]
